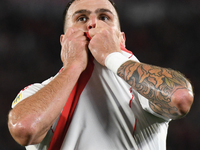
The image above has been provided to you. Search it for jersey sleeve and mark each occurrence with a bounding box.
[11,77,53,108]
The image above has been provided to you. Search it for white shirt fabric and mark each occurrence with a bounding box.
[12,50,170,150]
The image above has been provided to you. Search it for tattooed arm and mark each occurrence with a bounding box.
[117,60,194,120]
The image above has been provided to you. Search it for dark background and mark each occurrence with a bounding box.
[0,0,199,149]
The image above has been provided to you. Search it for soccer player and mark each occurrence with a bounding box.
[8,0,194,149]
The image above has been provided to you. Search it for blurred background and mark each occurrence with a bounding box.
[0,0,199,149]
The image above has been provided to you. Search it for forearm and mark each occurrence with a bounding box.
[8,65,82,146]
[117,60,193,119]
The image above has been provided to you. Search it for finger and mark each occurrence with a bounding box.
[65,27,79,37]
[68,30,86,39]
[62,27,82,40]
[88,20,110,38]
[88,28,97,39]
[62,29,86,45]
[96,20,108,28]
[61,28,76,45]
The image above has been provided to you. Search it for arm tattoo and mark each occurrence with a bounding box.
[117,60,190,118]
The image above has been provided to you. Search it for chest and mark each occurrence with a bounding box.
[60,64,137,150]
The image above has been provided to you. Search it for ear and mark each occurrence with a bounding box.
[120,32,126,47]
[60,34,64,45]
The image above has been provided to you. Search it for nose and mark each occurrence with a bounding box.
[88,24,96,30]
[87,16,96,30]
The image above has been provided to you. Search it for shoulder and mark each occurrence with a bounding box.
[11,77,54,108]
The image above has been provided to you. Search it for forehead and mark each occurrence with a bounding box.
[67,0,117,17]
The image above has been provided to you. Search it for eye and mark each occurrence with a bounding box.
[77,16,88,22]
[99,15,109,21]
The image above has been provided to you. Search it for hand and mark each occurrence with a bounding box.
[61,27,89,71]
[88,21,122,66]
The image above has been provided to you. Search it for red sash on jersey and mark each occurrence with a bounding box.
[48,54,94,150]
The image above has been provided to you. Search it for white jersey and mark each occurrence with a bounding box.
[12,50,170,150]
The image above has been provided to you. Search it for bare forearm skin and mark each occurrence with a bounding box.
[8,65,83,146]
[117,60,194,119]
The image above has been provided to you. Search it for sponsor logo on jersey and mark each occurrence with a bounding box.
[12,93,23,106]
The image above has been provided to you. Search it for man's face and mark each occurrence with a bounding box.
[64,0,121,33]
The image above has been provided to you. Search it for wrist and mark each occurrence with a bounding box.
[105,52,129,74]
[62,62,84,76]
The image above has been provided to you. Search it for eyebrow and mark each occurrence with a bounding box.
[95,8,113,15]
[72,8,114,18]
